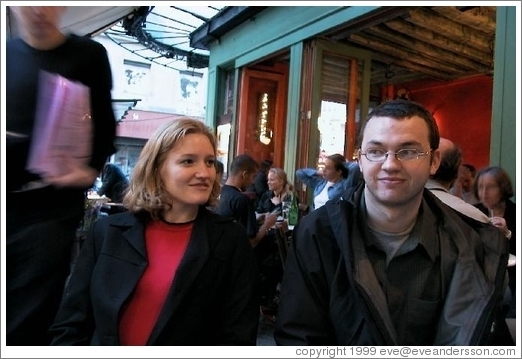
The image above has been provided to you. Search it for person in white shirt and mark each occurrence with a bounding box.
[296,154,361,210]
[450,163,480,205]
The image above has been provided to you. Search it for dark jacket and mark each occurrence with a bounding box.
[97,163,129,203]
[475,199,516,256]
[50,208,259,345]
[275,185,511,345]
[256,190,294,214]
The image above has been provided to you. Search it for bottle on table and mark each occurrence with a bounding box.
[288,193,299,226]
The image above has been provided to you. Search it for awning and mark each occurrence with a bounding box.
[6,6,140,38]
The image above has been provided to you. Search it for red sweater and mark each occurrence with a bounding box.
[119,219,193,345]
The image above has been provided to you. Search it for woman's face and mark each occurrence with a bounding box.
[267,171,284,193]
[160,133,216,211]
[477,173,502,209]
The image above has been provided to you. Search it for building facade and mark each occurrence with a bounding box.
[190,6,517,203]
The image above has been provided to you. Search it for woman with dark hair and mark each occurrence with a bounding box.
[50,118,259,345]
[296,153,361,210]
[474,166,516,318]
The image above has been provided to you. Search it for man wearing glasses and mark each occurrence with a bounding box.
[275,99,512,345]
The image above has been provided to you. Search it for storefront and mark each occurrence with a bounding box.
[190,6,516,202]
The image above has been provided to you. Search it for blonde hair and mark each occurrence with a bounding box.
[123,118,220,219]
[268,167,294,199]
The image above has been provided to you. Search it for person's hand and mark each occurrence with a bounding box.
[44,164,98,189]
[490,216,511,238]
[271,196,281,206]
[275,220,289,232]
[256,212,266,223]
[264,212,278,229]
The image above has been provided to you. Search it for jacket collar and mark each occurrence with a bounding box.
[107,208,230,344]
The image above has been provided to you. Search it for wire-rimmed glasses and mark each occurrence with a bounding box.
[358,148,432,162]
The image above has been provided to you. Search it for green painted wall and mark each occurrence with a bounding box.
[205,6,380,179]
[207,7,379,68]
[491,6,517,197]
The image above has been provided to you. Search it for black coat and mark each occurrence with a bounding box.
[275,185,511,345]
[97,164,128,203]
[475,199,516,256]
[50,208,259,345]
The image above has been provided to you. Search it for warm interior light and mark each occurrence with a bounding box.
[258,92,271,145]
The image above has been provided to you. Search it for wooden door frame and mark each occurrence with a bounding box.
[237,68,288,166]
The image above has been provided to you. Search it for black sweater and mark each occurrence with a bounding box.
[7,35,116,226]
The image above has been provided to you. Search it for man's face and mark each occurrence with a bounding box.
[357,115,441,209]
[12,6,66,39]
[240,170,257,191]
[322,159,342,182]
[458,166,474,191]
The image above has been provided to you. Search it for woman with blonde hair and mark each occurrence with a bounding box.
[254,167,296,316]
[256,167,295,215]
[50,118,259,345]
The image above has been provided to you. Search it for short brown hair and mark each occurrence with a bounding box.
[357,99,440,151]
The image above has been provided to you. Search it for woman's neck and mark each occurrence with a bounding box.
[162,205,199,224]
[488,202,506,217]
[23,30,66,50]
[329,174,342,183]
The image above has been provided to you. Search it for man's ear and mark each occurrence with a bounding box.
[430,148,442,176]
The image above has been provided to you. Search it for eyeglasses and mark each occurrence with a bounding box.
[359,148,432,162]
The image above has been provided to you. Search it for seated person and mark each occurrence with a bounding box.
[256,167,295,216]
[246,159,273,208]
[97,163,129,214]
[255,167,296,311]
[450,163,480,205]
[296,154,361,210]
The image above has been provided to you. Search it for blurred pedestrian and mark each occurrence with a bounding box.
[6,6,116,345]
